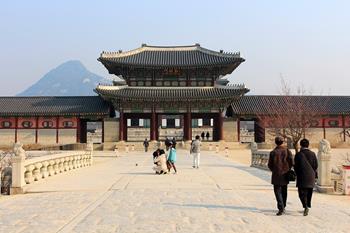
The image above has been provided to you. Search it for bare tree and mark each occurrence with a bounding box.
[258,79,328,153]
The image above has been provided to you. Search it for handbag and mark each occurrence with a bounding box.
[286,169,296,182]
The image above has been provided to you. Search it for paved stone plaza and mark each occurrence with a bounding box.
[0,150,350,233]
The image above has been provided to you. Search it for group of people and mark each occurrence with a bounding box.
[200,131,210,141]
[152,139,177,174]
[268,136,318,216]
[152,135,202,174]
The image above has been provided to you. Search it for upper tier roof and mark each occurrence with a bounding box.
[98,44,244,74]
[0,96,113,117]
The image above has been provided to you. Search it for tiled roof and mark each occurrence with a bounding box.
[0,96,112,117]
[230,95,350,115]
[95,84,249,102]
[98,44,244,70]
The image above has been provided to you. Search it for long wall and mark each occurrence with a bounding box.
[0,116,78,146]
[233,115,350,148]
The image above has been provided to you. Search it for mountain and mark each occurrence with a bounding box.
[17,60,107,96]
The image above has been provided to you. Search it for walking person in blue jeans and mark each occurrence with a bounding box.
[167,142,177,174]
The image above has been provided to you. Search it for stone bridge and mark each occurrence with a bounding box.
[0,151,349,233]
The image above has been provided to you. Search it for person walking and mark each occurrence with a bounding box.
[206,131,210,141]
[167,142,177,174]
[294,138,318,216]
[191,135,201,168]
[143,138,149,152]
[201,132,205,141]
[268,136,293,216]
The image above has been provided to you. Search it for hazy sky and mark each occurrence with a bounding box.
[0,0,349,96]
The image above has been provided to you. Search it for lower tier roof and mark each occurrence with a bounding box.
[95,85,249,102]
[230,95,350,116]
[0,96,112,117]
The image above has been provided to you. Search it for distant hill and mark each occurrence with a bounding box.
[17,60,108,96]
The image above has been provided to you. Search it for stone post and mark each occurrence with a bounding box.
[316,139,333,193]
[86,142,94,165]
[250,142,258,167]
[11,143,26,194]
[342,165,350,195]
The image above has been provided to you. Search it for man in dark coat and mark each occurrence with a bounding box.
[268,136,293,216]
[294,138,318,216]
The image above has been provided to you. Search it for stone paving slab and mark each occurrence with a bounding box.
[0,150,350,233]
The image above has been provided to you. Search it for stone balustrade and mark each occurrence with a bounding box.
[251,151,270,170]
[11,143,93,195]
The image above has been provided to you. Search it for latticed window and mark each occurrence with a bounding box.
[328,120,339,127]
[1,121,11,128]
[42,121,53,128]
[63,121,74,128]
[22,121,33,128]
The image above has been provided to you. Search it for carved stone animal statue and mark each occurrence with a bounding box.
[13,143,26,158]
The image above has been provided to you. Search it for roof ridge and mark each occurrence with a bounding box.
[100,44,240,59]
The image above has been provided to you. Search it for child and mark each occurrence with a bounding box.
[167,142,177,174]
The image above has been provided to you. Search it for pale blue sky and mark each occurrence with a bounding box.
[0,0,349,95]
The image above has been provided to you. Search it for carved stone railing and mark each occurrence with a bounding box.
[251,149,270,170]
[1,151,14,195]
[331,171,343,194]
[11,144,93,195]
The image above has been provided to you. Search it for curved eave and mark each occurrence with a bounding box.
[95,87,249,102]
[98,57,245,76]
[0,112,111,117]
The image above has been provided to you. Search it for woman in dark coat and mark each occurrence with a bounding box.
[294,138,318,216]
[268,136,293,216]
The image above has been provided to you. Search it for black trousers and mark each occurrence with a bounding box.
[298,187,313,208]
[273,185,288,211]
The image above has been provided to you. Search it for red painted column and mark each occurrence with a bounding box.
[184,109,192,141]
[342,114,346,142]
[15,117,18,143]
[76,118,80,143]
[101,119,104,143]
[119,110,124,141]
[35,117,39,143]
[237,117,241,142]
[151,109,156,141]
[56,116,59,143]
[322,118,326,139]
[217,111,224,141]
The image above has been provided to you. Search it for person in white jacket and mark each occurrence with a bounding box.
[153,150,168,174]
[191,135,201,169]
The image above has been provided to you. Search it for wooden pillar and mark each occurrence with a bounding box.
[76,118,80,143]
[237,117,240,142]
[342,114,346,142]
[35,117,39,143]
[151,109,157,141]
[56,117,59,143]
[119,110,124,141]
[184,113,188,140]
[217,111,224,141]
[15,117,18,143]
[101,119,104,143]
[184,108,192,141]
[322,118,326,139]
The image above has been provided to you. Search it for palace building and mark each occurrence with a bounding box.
[96,44,248,142]
[0,44,349,148]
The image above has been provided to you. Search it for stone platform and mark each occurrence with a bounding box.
[0,151,349,233]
